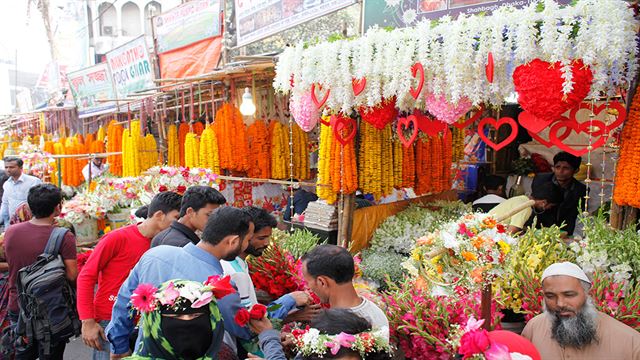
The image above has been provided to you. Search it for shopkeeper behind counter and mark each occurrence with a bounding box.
[283,180,318,222]
[82,156,109,182]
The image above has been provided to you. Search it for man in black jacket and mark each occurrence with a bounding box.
[151,186,226,247]
[531,152,587,236]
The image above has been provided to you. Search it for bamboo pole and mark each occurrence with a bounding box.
[610,201,623,230]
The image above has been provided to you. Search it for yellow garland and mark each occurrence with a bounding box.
[358,122,395,200]
[167,124,180,167]
[270,121,289,180]
[292,124,310,180]
[141,134,158,171]
[316,118,337,203]
[392,135,404,189]
[452,125,465,163]
[122,120,142,177]
[198,124,220,174]
[184,132,200,168]
[97,126,106,142]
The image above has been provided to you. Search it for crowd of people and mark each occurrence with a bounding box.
[0,154,639,359]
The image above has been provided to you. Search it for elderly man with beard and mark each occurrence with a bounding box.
[522,262,640,359]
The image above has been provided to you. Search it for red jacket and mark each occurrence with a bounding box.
[76,224,151,321]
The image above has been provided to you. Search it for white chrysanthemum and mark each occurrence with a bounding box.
[441,231,460,250]
[402,9,417,25]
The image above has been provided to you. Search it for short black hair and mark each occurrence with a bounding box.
[303,244,354,284]
[27,184,62,218]
[179,186,226,218]
[553,152,581,171]
[483,175,506,191]
[242,206,277,232]
[532,181,563,204]
[3,156,23,168]
[134,205,148,219]
[304,309,390,360]
[201,207,253,245]
[147,191,182,216]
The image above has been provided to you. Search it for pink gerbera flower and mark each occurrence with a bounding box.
[131,283,158,313]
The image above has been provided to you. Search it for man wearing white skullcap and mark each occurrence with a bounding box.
[522,262,640,359]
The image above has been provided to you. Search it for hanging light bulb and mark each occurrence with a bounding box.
[239,87,256,116]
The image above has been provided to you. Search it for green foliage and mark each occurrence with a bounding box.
[275,228,323,260]
[511,157,535,176]
[360,249,407,289]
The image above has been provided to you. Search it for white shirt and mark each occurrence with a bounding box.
[82,162,109,181]
[221,257,258,308]
[472,194,506,205]
[1,173,42,224]
[350,297,390,340]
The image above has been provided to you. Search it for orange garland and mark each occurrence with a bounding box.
[247,120,271,178]
[214,103,249,172]
[178,122,189,167]
[614,83,640,207]
[402,143,415,188]
[330,118,358,194]
[107,120,123,176]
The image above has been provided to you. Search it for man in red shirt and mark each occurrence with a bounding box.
[76,191,182,359]
[3,184,77,359]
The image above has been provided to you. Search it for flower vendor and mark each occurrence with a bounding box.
[105,207,254,358]
[151,186,226,248]
[82,156,110,183]
[531,152,587,236]
[77,192,182,359]
[125,279,230,359]
[283,181,318,222]
[472,175,507,213]
[522,262,640,359]
[301,245,389,340]
[490,182,563,234]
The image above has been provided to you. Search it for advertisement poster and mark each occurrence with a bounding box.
[153,0,221,53]
[363,0,572,30]
[235,0,356,46]
[106,36,155,99]
[67,63,118,118]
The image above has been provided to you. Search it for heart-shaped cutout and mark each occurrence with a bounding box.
[320,115,331,127]
[454,105,485,129]
[569,101,626,133]
[331,114,357,145]
[414,110,446,136]
[352,77,366,96]
[513,59,593,122]
[526,115,571,147]
[477,117,519,151]
[518,111,554,134]
[311,83,330,109]
[397,115,419,148]
[549,119,607,156]
[486,52,494,84]
[409,63,425,99]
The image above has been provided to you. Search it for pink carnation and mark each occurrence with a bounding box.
[131,283,158,313]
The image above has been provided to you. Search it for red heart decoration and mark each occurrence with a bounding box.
[331,114,357,145]
[477,117,519,151]
[414,110,446,136]
[397,115,419,148]
[320,116,331,127]
[454,105,485,129]
[352,77,366,96]
[486,52,494,84]
[513,59,593,122]
[518,111,554,134]
[569,101,626,133]
[549,120,607,156]
[526,115,572,148]
[311,83,330,109]
[409,63,425,99]
[359,98,398,130]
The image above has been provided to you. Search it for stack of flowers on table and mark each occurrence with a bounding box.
[18,140,55,179]
[59,192,109,226]
[404,213,517,292]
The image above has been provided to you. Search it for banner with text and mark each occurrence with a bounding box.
[106,36,155,99]
[363,0,572,30]
[235,0,355,46]
[153,0,221,54]
[67,63,117,118]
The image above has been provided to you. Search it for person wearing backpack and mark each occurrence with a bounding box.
[2,183,78,359]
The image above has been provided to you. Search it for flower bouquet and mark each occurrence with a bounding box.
[590,271,640,331]
[59,192,109,225]
[404,213,517,292]
[247,239,305,299]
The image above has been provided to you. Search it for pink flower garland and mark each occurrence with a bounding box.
[425,94,473,124]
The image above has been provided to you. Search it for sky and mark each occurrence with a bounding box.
[0,1,52,75]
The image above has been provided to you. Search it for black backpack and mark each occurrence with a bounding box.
[15,227,80,356]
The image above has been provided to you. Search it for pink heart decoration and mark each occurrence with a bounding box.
[478,117,519,151]
[426,94,473,124]
[397,115,419,148]
[311,83,330,109]
[331,114,357,145]
[409,63,425,99]
[289,92,319,132]
[352,77,366,96]
[513,59,593,122]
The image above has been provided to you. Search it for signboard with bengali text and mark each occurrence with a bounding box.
[153,0,221,53]
[67,63,118,118]
[106,36,155,99]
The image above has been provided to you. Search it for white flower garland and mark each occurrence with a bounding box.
[274,0,638,112]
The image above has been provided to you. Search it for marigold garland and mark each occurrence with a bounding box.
[198,124,220,174]
[392,136,404,189]
[122,120,142,177]
[330,114,358,194]
[141,134,158,171]
[167,124,180,167]
[358,122,394,199]
[415,136,432,195]
[317,119,337,203]
[247,120,271,178]
[184,132,199,168]
[97,126,106,142]
[443,128,454,191]
[614,82,640,207]
[107,120,123,176]
[402,143,415,188]
[178,122,189,167]
[270,121,289,180]
[214,103,249,172]
[292,123,310,180]
[192,122,205,136]
[452,124,465,163]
